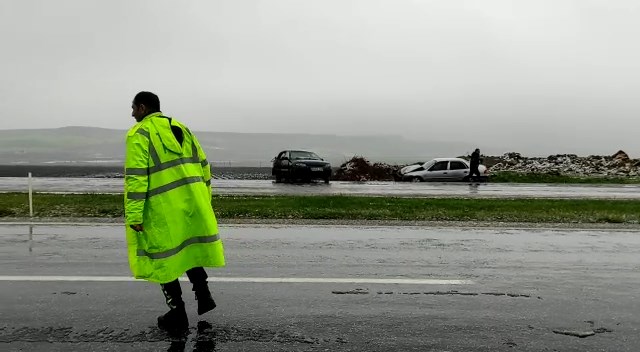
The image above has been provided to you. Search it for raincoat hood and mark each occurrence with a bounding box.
[148,114,183,155]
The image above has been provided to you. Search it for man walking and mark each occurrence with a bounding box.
[124,91,225,333]
[469,148,481,182]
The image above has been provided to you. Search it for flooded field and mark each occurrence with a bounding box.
[0,165,271,179]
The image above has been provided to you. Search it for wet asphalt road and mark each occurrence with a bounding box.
[3,177,640,199]
[1,223,640,351]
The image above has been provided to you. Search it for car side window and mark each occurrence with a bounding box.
[277,151,286,160]
[429,161,448,171]
[450,161,467,170]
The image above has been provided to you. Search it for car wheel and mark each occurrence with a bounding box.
[411,176,422,182]
[275,174,282,183]
[323,177,330,184]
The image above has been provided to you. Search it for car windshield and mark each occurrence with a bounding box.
[422,160,436,169]
[290,151,321,160]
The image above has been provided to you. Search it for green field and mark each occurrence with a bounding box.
[0,193,639,224]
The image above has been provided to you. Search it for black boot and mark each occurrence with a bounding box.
[158,280,189,333]
[158,302,189,333]
[186,267,217,316]
[194,284,216,316]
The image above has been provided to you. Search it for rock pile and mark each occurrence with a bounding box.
[488,151,640,177]
[334,156,397,181]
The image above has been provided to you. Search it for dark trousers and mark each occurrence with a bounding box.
[160,267,209,308]
[469,166,481,181]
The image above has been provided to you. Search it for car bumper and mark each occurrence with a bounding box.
[291,168,331,179]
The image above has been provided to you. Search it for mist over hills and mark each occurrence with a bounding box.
[0,126,478,167]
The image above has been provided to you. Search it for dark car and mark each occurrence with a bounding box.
[272,150,332,183]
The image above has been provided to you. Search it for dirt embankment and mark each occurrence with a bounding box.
[488,151,640,177]
[333,157,398,181]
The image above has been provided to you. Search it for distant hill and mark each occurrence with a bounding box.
[0,126,476,167]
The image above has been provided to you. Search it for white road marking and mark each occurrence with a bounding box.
[0,276,472,285]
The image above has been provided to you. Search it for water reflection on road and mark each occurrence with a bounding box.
[2,224,640,351]
[1,177,640,199]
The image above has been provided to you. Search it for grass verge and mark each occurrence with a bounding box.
[0,193,639,224]
[490,171,640,184]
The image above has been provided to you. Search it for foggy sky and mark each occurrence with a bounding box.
[2,0,640,156]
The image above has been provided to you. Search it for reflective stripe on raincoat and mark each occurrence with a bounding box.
[124,112,225,283]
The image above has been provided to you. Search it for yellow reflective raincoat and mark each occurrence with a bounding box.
[124,112,225,283]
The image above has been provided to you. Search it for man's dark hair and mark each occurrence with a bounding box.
[133,91,161,112]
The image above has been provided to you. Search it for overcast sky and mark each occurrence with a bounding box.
[2,0,640,155]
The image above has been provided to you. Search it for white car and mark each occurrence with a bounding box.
[398,158,489,182]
